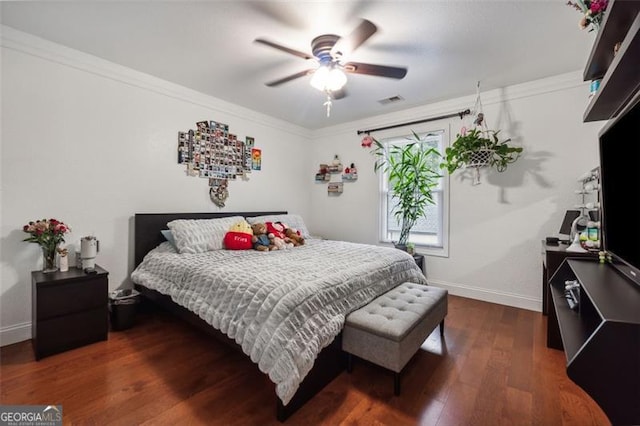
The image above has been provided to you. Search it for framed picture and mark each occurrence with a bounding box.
[196,120,209,130]
[251,148,262,171]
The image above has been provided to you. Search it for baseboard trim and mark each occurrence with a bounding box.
[0,321,32,347]
[428,279,541,312]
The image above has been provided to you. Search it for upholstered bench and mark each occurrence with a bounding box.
[342,283,448,395]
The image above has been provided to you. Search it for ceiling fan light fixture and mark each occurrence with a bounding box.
[310,66,347,92]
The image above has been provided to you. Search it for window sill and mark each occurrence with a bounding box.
[379,240,449,258]
[415,245,448,258]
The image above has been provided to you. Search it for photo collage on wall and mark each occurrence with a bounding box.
[178,120,260,207]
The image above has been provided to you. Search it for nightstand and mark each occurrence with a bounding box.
[32,265,109,360]
[413,254,425,274]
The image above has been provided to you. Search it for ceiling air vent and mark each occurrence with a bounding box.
[378,95,404,105]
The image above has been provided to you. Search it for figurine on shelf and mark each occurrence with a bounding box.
[57,246,69,272]
[599,251,607,263]
[328,155,342,173]
[315,164,330,182]
[342,163,358,181]
[328,182,343,194]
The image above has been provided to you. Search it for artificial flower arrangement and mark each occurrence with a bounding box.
[23,218,71,272]
[566,0,608,32]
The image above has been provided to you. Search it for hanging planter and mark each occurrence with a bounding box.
[439,82,522,184]
[440,128,522,174]
[463,148,495,169]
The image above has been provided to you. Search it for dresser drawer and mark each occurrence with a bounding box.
[31,265,109,360]
[36,275,108,320]
[34,306,108,359]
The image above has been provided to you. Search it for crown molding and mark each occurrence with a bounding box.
[1,25,588,143]
[0,25,309,139]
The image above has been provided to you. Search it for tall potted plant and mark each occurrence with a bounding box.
[373,132,441,248]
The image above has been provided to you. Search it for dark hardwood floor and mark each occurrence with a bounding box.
[1,295,610,425]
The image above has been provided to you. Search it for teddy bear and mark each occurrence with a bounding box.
[251,222,276,251]
[265,221,295,249]
[271,235,293,250]
[265,221,286,239]
[284,227,305,247]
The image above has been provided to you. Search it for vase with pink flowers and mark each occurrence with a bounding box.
[566,0,608,32]
[23,218,71,273]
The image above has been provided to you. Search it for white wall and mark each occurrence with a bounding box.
[0,28,312,345]
[307,72,604,311]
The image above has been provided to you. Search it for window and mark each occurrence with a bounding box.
[379,130,449,257]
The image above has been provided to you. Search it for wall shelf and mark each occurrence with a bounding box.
[583,0,640,81]
[583,6,640,122]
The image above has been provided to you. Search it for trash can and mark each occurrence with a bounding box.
[109,289,140,331]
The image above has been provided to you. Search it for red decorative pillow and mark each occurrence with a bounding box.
[223,231,252,250]
[223,220,253,250]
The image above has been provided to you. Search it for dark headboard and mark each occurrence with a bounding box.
[134,211,287,267]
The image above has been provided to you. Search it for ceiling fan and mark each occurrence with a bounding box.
[254,19,408,102]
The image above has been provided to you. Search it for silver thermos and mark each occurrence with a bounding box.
[80,236,99,270]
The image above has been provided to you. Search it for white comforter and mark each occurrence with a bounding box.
[131,239,427,404]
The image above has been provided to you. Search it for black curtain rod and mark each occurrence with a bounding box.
[356,109,471,135]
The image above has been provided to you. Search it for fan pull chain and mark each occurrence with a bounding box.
[324,93,333,117]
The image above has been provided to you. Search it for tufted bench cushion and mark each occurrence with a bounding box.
[342,282,448,395]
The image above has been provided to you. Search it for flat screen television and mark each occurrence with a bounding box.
[598,89,640,288]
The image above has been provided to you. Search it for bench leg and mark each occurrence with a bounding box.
[394,372,401,396]
[440,319,445,337]
[347,353,353,373]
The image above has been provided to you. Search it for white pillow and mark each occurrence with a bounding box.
[246,214,310,238]
[167,216,243,253]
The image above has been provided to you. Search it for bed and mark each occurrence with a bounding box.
[131,211,427,421]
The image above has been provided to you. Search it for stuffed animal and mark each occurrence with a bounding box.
[271,235,293,250]
[251,222,275,251]
[265,221,286,239]
[284,227,305,247]
[223,219,253,250]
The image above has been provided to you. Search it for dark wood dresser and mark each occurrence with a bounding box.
[32,265,109,360]
[547,259,640,425]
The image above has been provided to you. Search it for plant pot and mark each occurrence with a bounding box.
[463,148,494,168]
[394,243,408,252]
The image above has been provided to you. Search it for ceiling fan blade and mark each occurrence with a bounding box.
[254,38,313,60]
[265,69,315,87]
[343,62,407,79]
[330,19,377,58]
